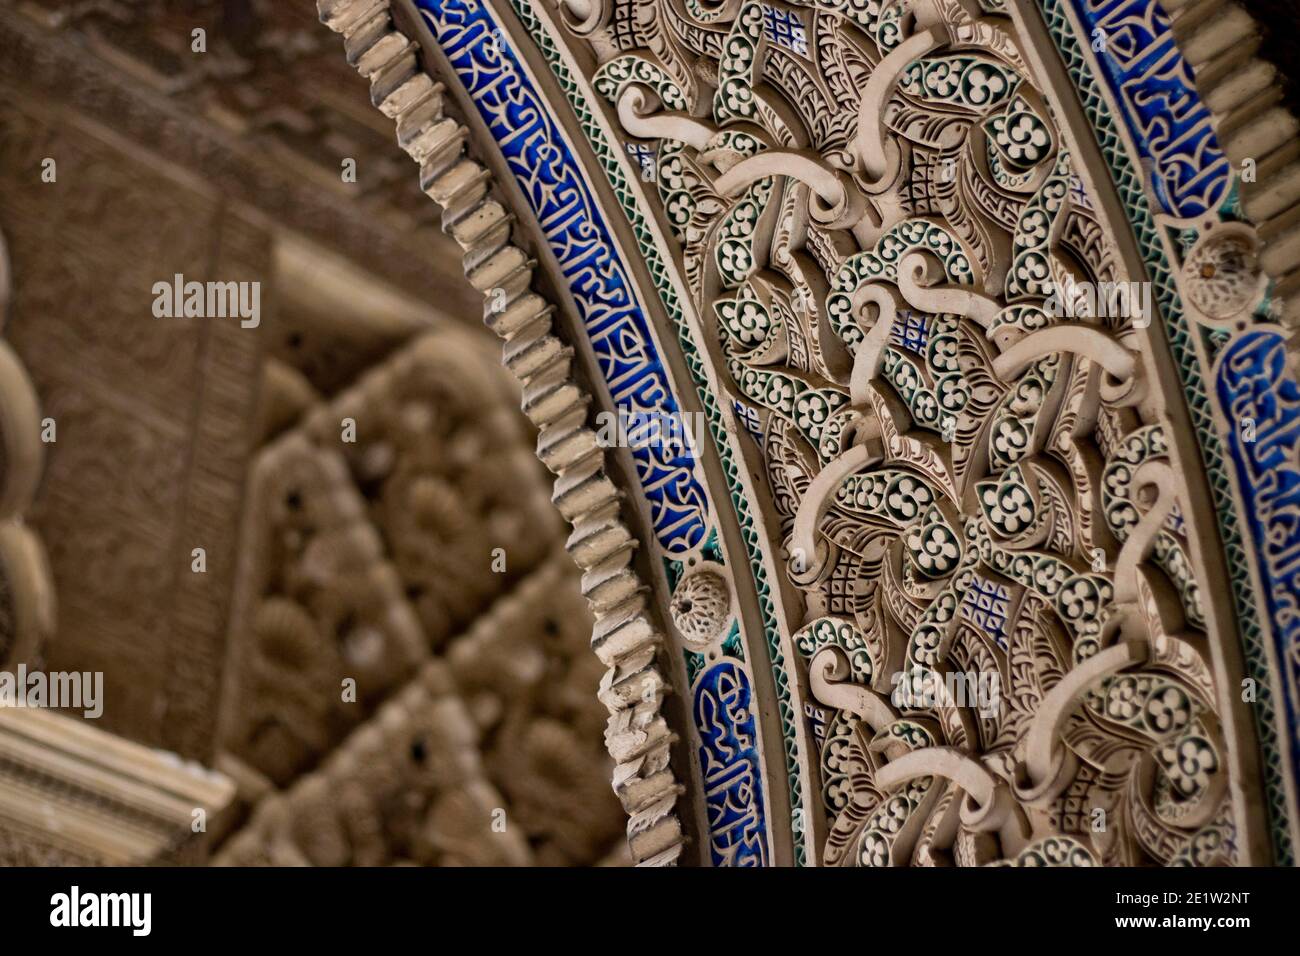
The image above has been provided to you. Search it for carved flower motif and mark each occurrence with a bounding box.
[1015,253,1050,288]
[907,523,960,575]
[965,65,1008,105]
[1009,374,1046,413]
[1105,677,1140,721]
[1059,578,1100,620]
[877,18,901,48]
[925,230,953,258]
[877,796,909,835]
[1032,560,1069,595]
[1163,547,1189,582]
[930,334,958,365]
[1188,828,1224,864]
[721,79,751,114]
[765,378,794,408]
[1104,464,1130,497]
[860,830,889,867]
[1145,686,1192,736]
[913,391,938,422]
[1182,226,1261,320]
[912,624,943,661]
[992,419,1029,458]
[886,477,926,520]
[730,202,758,234]
[1004,114,1049,163]
[1108,501,1139,531]
[796,394,829,431]
[924,62,959,97]
[733,301,768,345]
[659,157,686,191]
[890,358,921,396]
[983,483,1033,534]
[719,240,752,276]
[936,376,967,411]
[1159,737,1218,798]
[670,568,731,648]
[1020,209,1050,243]
[665,191,693,226]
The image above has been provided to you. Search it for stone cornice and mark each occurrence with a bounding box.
[0,708,236,865]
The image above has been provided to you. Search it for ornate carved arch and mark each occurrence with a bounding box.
[319,0,1300,866]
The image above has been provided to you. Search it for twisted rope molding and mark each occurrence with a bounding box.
[317,0,686,866]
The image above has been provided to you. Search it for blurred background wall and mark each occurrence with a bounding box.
[0,0,625,866]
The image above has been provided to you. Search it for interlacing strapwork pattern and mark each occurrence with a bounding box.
[573,0,1244,865]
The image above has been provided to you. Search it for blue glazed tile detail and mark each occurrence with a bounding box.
[760,6,808,56]
[961,573,1011,650]
[694,659,769,866]
[889,309,930,354]
[625,141,657,180]
[1214,329,1300,803]
[1069,0,1231,219]
[415,0,708,555]
[415,0,772,864]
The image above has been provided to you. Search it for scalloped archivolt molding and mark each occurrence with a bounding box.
[317,0,686,866]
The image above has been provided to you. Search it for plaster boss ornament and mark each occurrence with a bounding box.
[1182,223,1263,322]
[670,566,731,649]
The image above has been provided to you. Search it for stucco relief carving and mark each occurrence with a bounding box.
[222,330,577,763]
[216,551,627,867]
[570,0,1248,866]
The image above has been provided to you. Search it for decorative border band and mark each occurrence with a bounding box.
[495,0,811,865]
[412,0,780,866]
[1068,0,1231,219]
